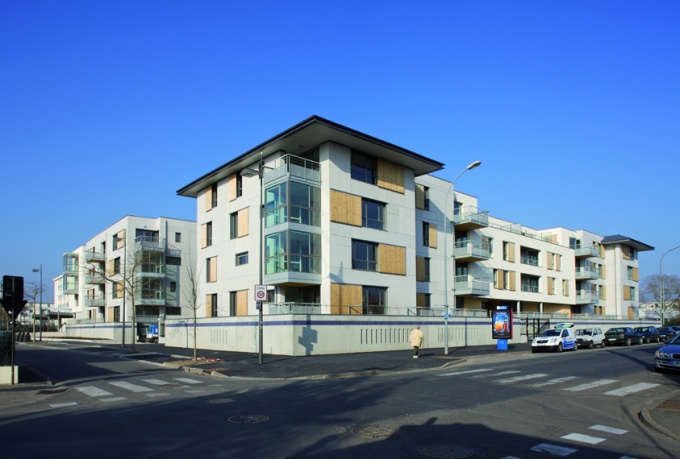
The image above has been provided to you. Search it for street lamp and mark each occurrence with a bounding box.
[241,156,266,365]
[32,263,42,341]
[443,160,482,354]
[659,245,680,326]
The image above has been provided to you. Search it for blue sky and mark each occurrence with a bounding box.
[2,1,679,301]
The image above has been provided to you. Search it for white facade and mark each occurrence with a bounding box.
[55,216,196,324]
[178,116,653,323]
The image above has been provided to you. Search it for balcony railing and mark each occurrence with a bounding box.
[575,291,599,304]
[263,154,321,185]
[453,241,490,261]
[85,273,106,285]
[454,275,491,296]
[575,267,599,280]
[452,205,489,230]
[85,297,106,307]
[85,251,106,263]
[574,245,599,258]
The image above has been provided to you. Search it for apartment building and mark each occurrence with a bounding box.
[55,216,196,324]
[177,116,653,320]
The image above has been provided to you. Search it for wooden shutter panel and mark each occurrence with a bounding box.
[632,267,639,282]
[377,159,405,194]
[228,174,237,201]
[623,285,631,300]
[508,271,516,291]
[547,253,554,270]
[236,290,248,316]
[378,244,406,275]
[415,184,425,210]
[205,186,213,212]
[416,257,426,282]
[238,208,249,237]
[428,223,437,248]
[507,243,515,262]
[600,285,606,300]
[416,293,427,308]
[331,283,363,314]
[330,190,362,226]
[201,223,207,248]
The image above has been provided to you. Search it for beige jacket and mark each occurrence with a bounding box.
[409,328,424,347]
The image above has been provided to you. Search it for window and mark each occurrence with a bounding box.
[352,240,378,271]
[175,232,181,243]
[423,222,430,247]
[362,198,385,230]
[169,281,177,293]
[236,175,243,198]
[236,252,248,266]
[211,183,218,208]
[362,286,386,314]
[208,293,217,317]
[423,257,430,282]
[113,257,121,275]
[521,274,540,293]
[423,186,430,211]
[136,228,159,243]
[265,182,320,227]
[64,254,79,272]
[521,247,540,266]
[206,256,217,283]
[351,151,377,184]
[265,231,321,274]
[166,256,181,266]
[230,212,239,239]
[203,221,213,247]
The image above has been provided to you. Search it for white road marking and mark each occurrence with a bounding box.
[530,443,577,456]
[146,393,170,398]
[561,433,606,444]
[437,369,492,377]
[528,376,578,387]
[565,379,617,392]
[494,373,548,384]
[108,381,153,393]
[143,379,172,385]
[604,383,660,396]
[471,370,520,378]
[174,377,203,384]
[100,397,127,403]
[49,402,78,408]
[75,386,114,397]
[589,425,628,435]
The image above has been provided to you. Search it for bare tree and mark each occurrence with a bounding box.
[641,274,680,324]
[24,281,40,340]
[182,246,201,362]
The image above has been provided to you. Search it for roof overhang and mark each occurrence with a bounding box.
[177,115,445,198]
[601,235,655,252]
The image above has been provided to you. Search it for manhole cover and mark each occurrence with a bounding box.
[418,444,475,458]
[227,415,269,424]
[38,388,68,395]
[352,424,397,439]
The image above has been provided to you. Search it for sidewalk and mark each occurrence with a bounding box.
[5,341,680,443]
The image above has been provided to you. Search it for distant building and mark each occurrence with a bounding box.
[54,216,196,324]
[176,116,653,321]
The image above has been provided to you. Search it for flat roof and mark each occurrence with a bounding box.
[177,115,445,198]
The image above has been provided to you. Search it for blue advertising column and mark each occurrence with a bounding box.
[492,306,513,351]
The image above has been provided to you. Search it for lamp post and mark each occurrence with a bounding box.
[443,160,481,355]
[32,263,43,341]
[241,155,266,365]
[660,245,680,326]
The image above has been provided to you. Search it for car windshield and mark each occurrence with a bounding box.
[541,330,560,337]
[576,330,591,336]
[670,334,680,345]
[608,329,624,334]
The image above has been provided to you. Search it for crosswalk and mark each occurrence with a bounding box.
[524,423,630,458]
[49,377,215,408]
[437,368,660,397]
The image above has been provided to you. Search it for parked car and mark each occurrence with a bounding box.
[654,333,680,373]
[633,326,661,343]
[604,327,644,346]
[532,324,577,353]
[658,326,677,341]
[574,327,606,349]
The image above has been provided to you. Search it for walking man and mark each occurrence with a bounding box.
[410,325,424,358]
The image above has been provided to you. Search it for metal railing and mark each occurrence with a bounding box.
[263,154,321,185]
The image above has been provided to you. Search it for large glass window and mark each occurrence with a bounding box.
[351,151,377,184]
[265,182,320,228]
[362,199,385,230]
[265,231,320,275]
[363,286,386,314]
[352,240,377,271]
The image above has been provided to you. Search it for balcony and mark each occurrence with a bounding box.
[574,245,599,258]
[263,154,321,186]
[575,291,599,304]
[575,267,599,280]
[85,273,106,285]
[85,251,106,263]
[134,236,164,253]
[85,296,106,308]
[136,290,165,306]
[454,275,491,296]
[452,206,489,230]
[453,241,490,262]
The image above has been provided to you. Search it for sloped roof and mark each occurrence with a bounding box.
[601,234,654,252]
[177,115,445,198]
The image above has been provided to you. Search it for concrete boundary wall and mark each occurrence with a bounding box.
[63,316,660,356]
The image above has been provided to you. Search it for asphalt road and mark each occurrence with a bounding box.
[2,342,679,458]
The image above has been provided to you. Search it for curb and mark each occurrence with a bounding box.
[638,388,680,443]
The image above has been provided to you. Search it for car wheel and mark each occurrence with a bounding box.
[600,341,606,348]
[625,338,631,346]
[532,348,537,353]
[588,341,594,349]
[558,343,563,352]
[638,337,644,345]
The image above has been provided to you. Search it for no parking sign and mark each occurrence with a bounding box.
[254,284,268,302]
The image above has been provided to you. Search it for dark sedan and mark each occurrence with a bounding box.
[634,326,661,343]
[605,327,643,346]
[658,326,677,341]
